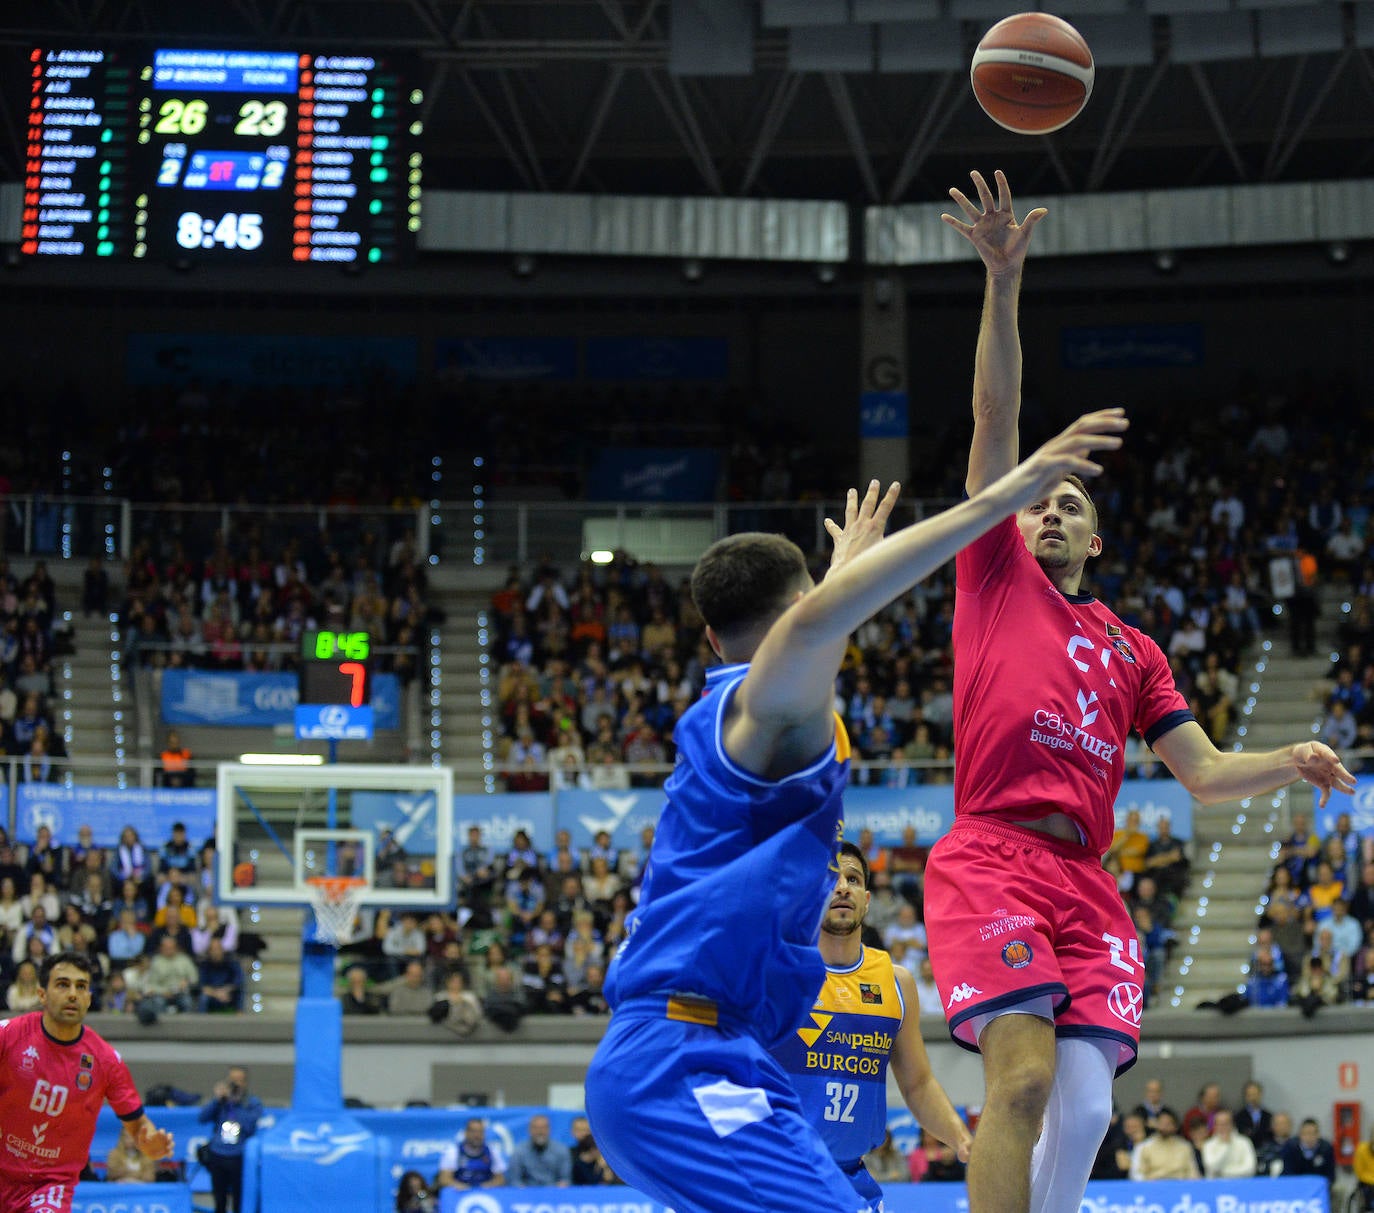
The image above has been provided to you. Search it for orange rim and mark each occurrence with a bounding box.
[304,875,368,904]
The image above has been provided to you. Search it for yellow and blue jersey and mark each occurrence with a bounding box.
[771,946,905,1167]
[604,661,850,1048]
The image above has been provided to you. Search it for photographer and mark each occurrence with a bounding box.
[198,1066,265,1212]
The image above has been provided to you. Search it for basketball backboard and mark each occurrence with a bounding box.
[215,763,453,908]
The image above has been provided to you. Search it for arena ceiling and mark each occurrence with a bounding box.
[3,0,1374,207]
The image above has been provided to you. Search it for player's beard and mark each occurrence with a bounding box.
[821,910,863,937]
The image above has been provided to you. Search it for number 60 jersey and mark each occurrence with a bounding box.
[0,1013,144,1178]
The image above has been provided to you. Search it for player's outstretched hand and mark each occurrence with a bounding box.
[137,1124,176,1161]
[941,169,1047,279]
[1293,741,1357,807]
[995,408,1128,515]
[825,479,902,575]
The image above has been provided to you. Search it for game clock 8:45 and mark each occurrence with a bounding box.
[176,211,263,251]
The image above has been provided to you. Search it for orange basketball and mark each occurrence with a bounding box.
[971,12,1094,135]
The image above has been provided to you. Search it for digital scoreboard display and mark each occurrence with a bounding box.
[299,630,373,707]
[22,46,422,264]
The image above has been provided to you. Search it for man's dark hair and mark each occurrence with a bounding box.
[838,841,870,889]
[40,950,97,987]
[1063,473,1098,531]
[690,533,810,641]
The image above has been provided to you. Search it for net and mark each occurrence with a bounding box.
[304,876,368,947]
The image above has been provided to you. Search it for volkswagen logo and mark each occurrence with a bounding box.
[1107,982,1144,1026]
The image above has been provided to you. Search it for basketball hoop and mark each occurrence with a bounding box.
[304,876,367,948]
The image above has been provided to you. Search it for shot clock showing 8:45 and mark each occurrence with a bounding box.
[21,45,422,263]
[299,630,372,708]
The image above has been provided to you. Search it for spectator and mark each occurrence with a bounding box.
[1091,1107,1131,1181]
[1105,809,1150,890]
[341,964,382,1015]
[160,821,196,873]
[106,908,147,971]
[0,876,22,937]
[5,959,41,1011]
[1182,1083,1224,1139]
[569,1116,617,1185]
[1202,1109,1258,1178]
[520,943,567,1014]
[437,1118,507,1190]
[12,904,57,965]
[482,964,527,1032]
[1280,1118,1336,1186]
[1353,1123,1374,1212]
[1258,1112,1295,1178]
[105,1125,158,1183]
[863,1129,910,1187]
[192,904,239,958]
[395,1172,436,1213]
[567,962,609,1016]
[141,933,198,1017]
[1326,898,1363,961]
[199,1066,264,1213]
[112,826,150,887]
[21,872,60,922]
[387,960,432,1016]
[81,558,109,618]
[1130,1110,1200,1180]
[1235,1081,1274,1150]
[1132,1079,1179,1136]
[381,911,427,977]
[508,1114,572,1187]
[197,939,244,1013]
[428,970,483,1036]
[20,735,58,783]
[1245,951,1291,1008]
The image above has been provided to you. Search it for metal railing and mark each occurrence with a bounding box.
[3,495,965,571]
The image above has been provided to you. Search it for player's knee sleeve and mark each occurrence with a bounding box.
[1029,1038,1116,1213]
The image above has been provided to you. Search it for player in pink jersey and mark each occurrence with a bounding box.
[927,169,1355,1213]
[0,951,174,1213]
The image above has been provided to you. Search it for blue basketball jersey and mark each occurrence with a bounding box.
[604,662,850,1048]
[771,946,905,1167]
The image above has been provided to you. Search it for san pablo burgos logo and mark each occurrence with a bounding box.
[286,1124,371,1166]
[378,793,438,850]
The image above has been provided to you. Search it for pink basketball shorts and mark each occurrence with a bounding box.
[923,816,1144,1074]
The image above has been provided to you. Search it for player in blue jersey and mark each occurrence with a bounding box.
[583,408,1128,1213]
[773,842,971,1211]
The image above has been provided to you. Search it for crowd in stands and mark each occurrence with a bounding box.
[852,1075,1356,1194]
[0,821,247,1020]
[117,527,433,685]
[0,559,70,780]
[1249,808,1374,1013]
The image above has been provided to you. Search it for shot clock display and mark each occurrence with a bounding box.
[21,44,422,263]
[299,630,372,707]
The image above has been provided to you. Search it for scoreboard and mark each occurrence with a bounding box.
[22,46,422,264]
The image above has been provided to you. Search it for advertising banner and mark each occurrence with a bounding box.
[161,670,399,730]
[14,785,217,847]
[439,1176,1328,1213]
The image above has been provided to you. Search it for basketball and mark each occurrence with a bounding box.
[971,12,1094,135]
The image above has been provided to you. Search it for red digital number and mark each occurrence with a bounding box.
[339,661,366,708]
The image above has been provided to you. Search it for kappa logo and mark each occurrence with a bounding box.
[21,1046,39,1070]
[1107,982,1144,1026]
[796,1012,834,1048]
[946,983,983,1009]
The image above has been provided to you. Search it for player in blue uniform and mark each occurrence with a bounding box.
[773,842,971,1211]
[583,409,1127,1213]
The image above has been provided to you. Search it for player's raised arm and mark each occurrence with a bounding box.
[726,408,1127,778]
[941,170,1047,495]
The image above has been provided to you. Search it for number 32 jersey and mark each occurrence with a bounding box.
[771,947,904,1166]
[0,1013,144,1179]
